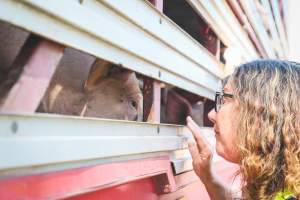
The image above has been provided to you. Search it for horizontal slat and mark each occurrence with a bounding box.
[0,114,186,170]
[171,151,225,175]
[0,114,216,176]
[171,147,195,174]
[0,0,224,99]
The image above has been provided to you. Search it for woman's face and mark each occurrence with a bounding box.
[208,82,240,163]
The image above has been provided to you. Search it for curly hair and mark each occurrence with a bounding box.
[229,60,300,199]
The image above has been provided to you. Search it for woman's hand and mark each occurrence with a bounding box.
[186,116,233,200]
[186,116,214,182]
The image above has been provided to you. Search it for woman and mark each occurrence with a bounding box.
[187,60,300,200]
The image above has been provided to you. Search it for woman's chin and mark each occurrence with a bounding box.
[216,144,238,163]
[216,144,226,159]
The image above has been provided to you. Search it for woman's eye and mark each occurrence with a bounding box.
[223,97,232,104]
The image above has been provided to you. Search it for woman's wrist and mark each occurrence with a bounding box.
[201,172,231,200]
[198,170,215,185]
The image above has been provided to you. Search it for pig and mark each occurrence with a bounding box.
[39,49,143,121]
[161,87,205,126]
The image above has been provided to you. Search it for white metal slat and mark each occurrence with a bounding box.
[0,0,224,100]
[0,114,215,174]
[0,114,183,170]
[0,115,180,170]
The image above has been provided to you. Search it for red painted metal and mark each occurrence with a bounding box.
[143,78,161,123]
[67,177,158,200]
[0,153,239,200]
[159,156,240,200]
[149,0,163,12]
[151,81,161,123]
[75,159,238,200]
[0,156,174,200]
[0,34,64,113]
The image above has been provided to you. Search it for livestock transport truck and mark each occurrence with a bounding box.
[0,0,289,199]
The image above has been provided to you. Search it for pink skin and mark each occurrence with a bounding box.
[207,83,240,163]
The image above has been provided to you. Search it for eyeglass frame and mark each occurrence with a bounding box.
[215,91,234,112]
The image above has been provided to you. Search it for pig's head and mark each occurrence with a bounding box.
[161,88,204,126]
[164,89,192,125]
[82,59,143,121]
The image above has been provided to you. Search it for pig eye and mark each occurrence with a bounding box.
[131,100,137,109]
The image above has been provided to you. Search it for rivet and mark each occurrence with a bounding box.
[11,121,18,134]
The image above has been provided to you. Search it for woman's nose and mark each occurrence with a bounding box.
[208,108,216,124]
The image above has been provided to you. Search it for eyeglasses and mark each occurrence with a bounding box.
[215,91,234,112]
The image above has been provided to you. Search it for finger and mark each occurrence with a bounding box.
[186,117,210,150]
[187,116,206,137]
[187,116,200,128]
[187,116,201,132]
[187,121,207,149]
[188,142,200,161]
[187,116,206,140]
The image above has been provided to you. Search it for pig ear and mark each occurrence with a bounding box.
[84,59,111,91]
[119,70,135,82]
